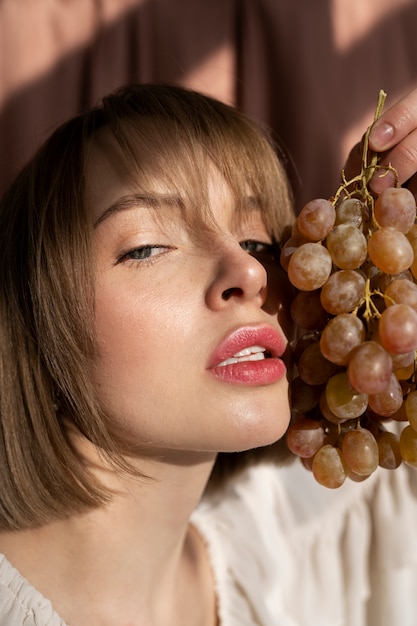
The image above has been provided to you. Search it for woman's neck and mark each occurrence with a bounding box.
[0,452,218,626]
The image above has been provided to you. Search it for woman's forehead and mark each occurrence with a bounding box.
[86,130,263,230]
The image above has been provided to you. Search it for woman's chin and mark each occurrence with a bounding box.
[220,406,291,453]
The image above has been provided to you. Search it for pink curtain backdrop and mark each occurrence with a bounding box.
[1,0,417,207]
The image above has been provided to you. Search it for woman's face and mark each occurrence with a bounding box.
[87,133,291,459]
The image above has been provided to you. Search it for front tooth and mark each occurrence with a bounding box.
[220,357,239,366]
[233,345,265,358]
[219,349,266,367]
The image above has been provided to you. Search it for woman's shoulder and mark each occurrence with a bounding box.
[0,553,66,626]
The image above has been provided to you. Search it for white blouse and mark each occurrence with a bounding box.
[1,461,417,625]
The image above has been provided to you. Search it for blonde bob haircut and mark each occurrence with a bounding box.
[0,83,295,530]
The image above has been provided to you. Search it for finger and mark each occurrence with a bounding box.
[369,87,417,152]
[369,127,417,193]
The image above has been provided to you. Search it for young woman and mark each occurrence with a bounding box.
[0,83,295,626]
[0,83,417,626]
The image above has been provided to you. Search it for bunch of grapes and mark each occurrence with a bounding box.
[282,90,417,488]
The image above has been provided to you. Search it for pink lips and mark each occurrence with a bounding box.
[208,325,287,385]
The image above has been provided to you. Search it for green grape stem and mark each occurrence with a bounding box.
[332,90,398,211]
[363,89,387,184]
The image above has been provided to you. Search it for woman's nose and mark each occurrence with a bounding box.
[205,243,268,310]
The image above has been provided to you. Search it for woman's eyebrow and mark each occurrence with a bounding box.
[93,193,182,228]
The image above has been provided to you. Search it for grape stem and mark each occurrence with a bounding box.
[333,90,398,210]
[358,277,382,323]
[363,89,387,185]
[353,279,399,336]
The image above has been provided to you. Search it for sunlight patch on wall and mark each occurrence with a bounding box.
[0,0,141,106]
[181,44,236,106]
[331,0,413,53]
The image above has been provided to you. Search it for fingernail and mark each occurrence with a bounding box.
[369,122,395,151]
[369,168,396,194]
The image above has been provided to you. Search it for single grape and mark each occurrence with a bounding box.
[287,243,332,291]
[347,341,392,395]
[368,227,414,274]
[290,376,323,414]
[405,390,417,432]
[280,241,296,272]
[377,430,402,469]
[375,270,413,294]
[286,415,325,458]
[342,428,379,476]
[335,197,365,228]
[292,333,318,365]
[297,198,336,242]
[291,290,328,330]
[394,362,415,382]
[297,341,340,386]
[368,373,403,417]
[384,277,417,312]
[399,425,417,468]
[319,313,365,366]
[312,445,347,488]
[320,269,366,315]
[326,224,368,269]
[319,390,347,424]
[280,235,305,271]
[301,456,314,471]
[326,372,368,420]
[374,186,416,233]
[378,303,417,354]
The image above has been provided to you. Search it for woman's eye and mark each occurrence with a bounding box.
[240,240,267,253]
[239,240,279,256]
[118,245,169,263]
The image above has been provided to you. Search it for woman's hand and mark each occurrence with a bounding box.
[344,87,417,198]
[369,87,417,197]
